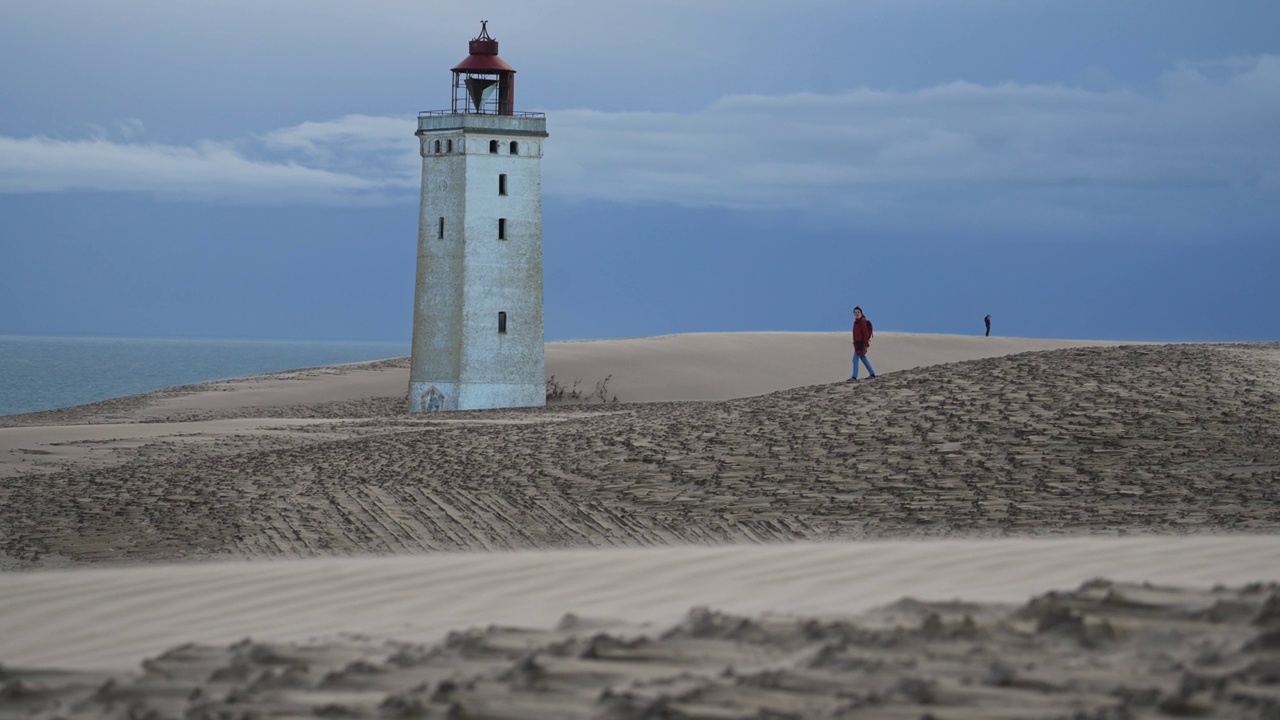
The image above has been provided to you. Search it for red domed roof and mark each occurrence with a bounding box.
[451,21,516,74]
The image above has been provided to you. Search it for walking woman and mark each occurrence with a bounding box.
[850,306,876,381]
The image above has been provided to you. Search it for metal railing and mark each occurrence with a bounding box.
[418,110,545,118]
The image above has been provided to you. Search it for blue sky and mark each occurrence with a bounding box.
[2,0,1277,342]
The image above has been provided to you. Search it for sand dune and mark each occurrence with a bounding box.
[545,331,1128,402]
[2,541,1279,717]
[3,536,1277,672]
[0,332,1128,477]
[0,332,1125,429]
[3,342,1277,566]
[1,333,1278,719]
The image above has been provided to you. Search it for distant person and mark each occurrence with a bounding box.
[985,314,992,337]
[849,306,876,381]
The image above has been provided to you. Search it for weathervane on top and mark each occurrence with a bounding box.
[450,18,515,114]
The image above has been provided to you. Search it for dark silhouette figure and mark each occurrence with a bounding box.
[984,314,992,337]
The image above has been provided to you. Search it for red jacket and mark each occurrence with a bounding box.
[852,317,873,349]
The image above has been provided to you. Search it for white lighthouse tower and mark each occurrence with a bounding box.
[408,22,547,412]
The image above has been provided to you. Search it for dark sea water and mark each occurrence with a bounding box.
[0,335,409,417]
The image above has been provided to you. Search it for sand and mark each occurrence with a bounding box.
[1,332,1278,719]
[0,332,1128,479]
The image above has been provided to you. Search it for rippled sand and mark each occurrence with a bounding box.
[1,334,1277,718]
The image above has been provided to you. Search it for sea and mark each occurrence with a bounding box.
[0,335,410,417]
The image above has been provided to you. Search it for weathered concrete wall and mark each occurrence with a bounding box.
[409,115,547,412]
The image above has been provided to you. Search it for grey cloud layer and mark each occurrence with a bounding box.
[0,115,416,204]
[0,136,389,203]
[1,57,1276,228]
[552,56,1279,212]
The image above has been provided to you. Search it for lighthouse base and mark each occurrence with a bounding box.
[408,381,544,412]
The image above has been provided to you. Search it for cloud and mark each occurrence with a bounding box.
[0,56,1276,234]
[535,54,1280,237]
[546,55,1280,213]
[82,118,147,141]
[259,115,408,163]
[0,116,417,204]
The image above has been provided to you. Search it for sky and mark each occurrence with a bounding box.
[2,0,1278,343]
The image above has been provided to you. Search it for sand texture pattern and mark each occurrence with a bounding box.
[2,335,1280,718]
[1,343,1278,567]
[3,579,1280,719]
[4,537,1278,673]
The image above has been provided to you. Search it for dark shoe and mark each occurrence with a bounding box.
[847,377,858,382]
[869,373,876,378]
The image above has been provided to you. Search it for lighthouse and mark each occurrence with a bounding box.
[408,22,547,412]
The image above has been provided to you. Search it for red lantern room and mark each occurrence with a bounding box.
[451,21,516,115]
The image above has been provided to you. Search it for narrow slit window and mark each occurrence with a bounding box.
[497,218,507,240]
[509,141,519,155]
[498,311,507,334]
[498,174,507,195]
[446,139,453,152]
[437,217,444,239]
[433,140,441,153]
[489,140,499,154]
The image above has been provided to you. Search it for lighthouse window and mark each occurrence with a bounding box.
[434,140,441,154]
[446,139,453,153]
[437,217,444,239]
[509,141,519,155]
[498,218,507,240]
[498,174,507,195]
[489,140,499,154]
[498,312,507,334]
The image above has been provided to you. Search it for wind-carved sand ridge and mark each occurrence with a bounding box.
[1,334,1278,718]
[3,578,1278,719]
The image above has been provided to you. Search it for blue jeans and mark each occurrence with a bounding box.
[852,353,875,378]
